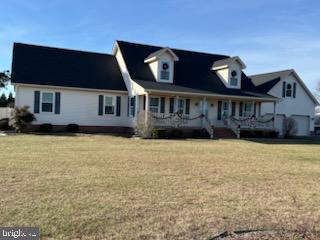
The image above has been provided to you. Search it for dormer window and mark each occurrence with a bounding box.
[144,47,179,84]
[230,70,238,86]
[160,62,170,80]
[212,56,246,89]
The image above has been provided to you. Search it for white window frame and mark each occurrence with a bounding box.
[229,70,240,88]
[177,98,185,114]
[286,83,293,97]
[149,97,160,113]
[104,95,115,116]
[243,102,252,117]
[160,61,170,81]
[129,97,135,117]
[41,91,54,113]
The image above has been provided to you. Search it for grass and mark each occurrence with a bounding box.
[0,135,320,239]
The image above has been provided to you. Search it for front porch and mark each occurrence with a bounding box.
[132,93,278,138]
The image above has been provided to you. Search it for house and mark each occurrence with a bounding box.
[11,41,318,137]
[250,70,318,136]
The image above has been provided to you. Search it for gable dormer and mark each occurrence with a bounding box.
[212,56,246,89]
[144,48,179,83]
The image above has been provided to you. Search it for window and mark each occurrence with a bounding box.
[177,99,185,114]
[130,97,135,116]
[160,62,170,80]
[230,70,238,86]
[149,97,159,113]
[286,83,292,97]
[104,96,114,115]
[243,102,252,117]
[42,92,54,112]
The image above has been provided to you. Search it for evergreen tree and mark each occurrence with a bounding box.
[7,92,14,107]
[0,93,7,107]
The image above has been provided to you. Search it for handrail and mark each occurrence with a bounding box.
[203,115,214,139]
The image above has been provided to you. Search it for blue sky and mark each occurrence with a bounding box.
[1,0,320,95]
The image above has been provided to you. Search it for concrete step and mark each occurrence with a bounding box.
[214,128,236,139]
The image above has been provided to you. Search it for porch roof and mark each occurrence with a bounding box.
[135,80,279,101]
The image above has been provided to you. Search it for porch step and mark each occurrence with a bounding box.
[214,128,236,139]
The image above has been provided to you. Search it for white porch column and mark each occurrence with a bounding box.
[228,99,232,117]
[273,102,276,128]
[145,93,149,124]
[175,96,179,113]
[252,100,255,116]
[135,95,139,117]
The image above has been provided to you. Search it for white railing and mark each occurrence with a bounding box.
[150,112,203,128]
[203,115,214,139]
[0,107,13,120]
[228,116,274,130]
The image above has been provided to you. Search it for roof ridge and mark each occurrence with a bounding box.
[249,69,293,78]
[116,40,230,58]
[14,42,113,57]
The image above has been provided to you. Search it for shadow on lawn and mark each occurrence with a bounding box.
[242,137,320,145]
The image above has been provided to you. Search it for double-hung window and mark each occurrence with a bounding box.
[149,97,159,113]
[130,97,135,116]
[243,102,252,117]
[104,96,115,115]
[42,92,54,112]
[177,99,185,114]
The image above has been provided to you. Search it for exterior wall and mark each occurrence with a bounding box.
[215,62,242,89]
[260,74,316,135]
[15,85,132,127]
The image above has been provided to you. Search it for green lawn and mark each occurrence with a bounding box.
[0,135,320,239]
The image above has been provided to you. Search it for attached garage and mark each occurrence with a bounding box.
[291,115,310,136]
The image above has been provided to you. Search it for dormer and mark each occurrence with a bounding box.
[212,56,246,89]
[144,48,179,83]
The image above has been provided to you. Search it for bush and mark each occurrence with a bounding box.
[134,110,155,138]
[151,129,167,138]
[170,129,184,138]
[9,106,36,133]
[283,117,298,138]
[66,124,79,132]
[39,123,53,133]
[0,118,10,130]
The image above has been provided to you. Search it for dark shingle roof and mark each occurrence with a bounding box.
[255,77,281,93]
[11,43,127,91]
[249,69,293,86]
[117,41,274,99]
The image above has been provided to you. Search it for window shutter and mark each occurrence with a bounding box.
[293,83,296,98]
[253,102,257,116]
[34,91,40,113]
[116,96,121,116]
[239,102,243,117]
[54,92,61,114]
[132,96,136,117]
[98,95,103,116]
[217,101,222,120]
[282,82,286,97]
[185,99,190,115]
[143,95,146,110]
[127,97,130,117]
[231,102,236,116]
[169,98,174,113]
[160,97,165,113]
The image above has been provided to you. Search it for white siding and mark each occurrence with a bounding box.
[260,74,316,135]
[15,85,131,127]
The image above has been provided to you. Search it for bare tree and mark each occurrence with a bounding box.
[0,70,10,88]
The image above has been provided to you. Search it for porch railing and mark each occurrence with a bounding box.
[150,112,203,128]
[228,116,274,130]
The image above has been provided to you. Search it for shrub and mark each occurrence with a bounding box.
[151,129,167,138]
[39,123,53,133]
[283,117,298,138]
[9,106,36,133]
[170,129,183,138]
[134,110,155,138]
[66,124,79,132]
[0,118,10,130]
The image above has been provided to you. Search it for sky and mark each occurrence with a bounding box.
[1,0,320,96]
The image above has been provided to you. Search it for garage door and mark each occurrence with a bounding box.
[292,115,310,136]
